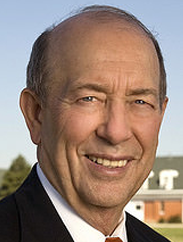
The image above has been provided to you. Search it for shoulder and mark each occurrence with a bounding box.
[0,165,38,242]
[0,194,20,241]
[126,212,170,242]
[0,193,18,218]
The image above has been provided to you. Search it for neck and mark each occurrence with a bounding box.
[71,200,124,235]
[38,162,125,235]
[88,209,124,236]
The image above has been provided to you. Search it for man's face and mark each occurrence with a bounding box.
[37,23,167,211]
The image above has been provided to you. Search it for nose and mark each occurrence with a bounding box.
[96,102,132,145]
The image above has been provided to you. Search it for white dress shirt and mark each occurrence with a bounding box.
[37,164,128,242]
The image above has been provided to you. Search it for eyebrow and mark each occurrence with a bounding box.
[69,82,110,93]
[126,88,158,98]
[67,82,159,99]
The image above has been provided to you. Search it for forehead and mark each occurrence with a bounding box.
[47,15,159,92]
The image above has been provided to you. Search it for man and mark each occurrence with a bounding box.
[0,5,169,242]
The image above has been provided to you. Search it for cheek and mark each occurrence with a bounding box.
[135,116,162,156]
[63,110,101,144]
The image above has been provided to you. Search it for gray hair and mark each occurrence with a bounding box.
[26,5,167,107]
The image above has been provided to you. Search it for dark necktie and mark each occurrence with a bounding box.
[105,237,123,242]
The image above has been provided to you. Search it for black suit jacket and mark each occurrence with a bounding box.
[0,165,170,242]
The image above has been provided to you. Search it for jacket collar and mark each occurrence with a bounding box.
[15,164,74,242]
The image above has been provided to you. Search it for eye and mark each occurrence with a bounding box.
[81,96,96,102]
[135,99,146,105]
[134,99,155,110]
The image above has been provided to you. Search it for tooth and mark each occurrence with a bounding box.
[103,159,110,167]
[89,156,96,162]
[94,157,98,163]
[97,158,103,164]
[88,155,92,161]
[87,155,128,168]
[111,161,118,167]
[118,160,123,167]
[92,156,97,162]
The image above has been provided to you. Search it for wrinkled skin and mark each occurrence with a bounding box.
[20,17,167,235]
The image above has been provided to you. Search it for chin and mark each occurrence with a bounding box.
[85,192,129,209]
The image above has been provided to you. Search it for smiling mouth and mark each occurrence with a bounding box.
[85,155,128,168]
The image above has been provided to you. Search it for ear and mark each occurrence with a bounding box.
[160,96,168,124]
[161,96,168,115]
[20,88,42,145]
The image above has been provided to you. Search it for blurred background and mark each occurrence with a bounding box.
[0,0,183,168]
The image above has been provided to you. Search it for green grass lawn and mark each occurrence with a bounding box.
[154,227,183,242]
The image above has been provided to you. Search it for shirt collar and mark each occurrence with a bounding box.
[37,163,128,242]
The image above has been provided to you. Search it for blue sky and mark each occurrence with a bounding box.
[0,0,183,168]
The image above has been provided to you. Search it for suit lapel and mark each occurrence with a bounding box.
[126,213,139,242]
[16,166,170,242]
[14,165,74,242]
[126,212,150,242]
[126,212,170,242]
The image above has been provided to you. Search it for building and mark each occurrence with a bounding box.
[126,156,183,223]
[1,157,183,223]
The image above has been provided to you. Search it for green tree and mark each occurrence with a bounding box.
[0,155,31,200]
